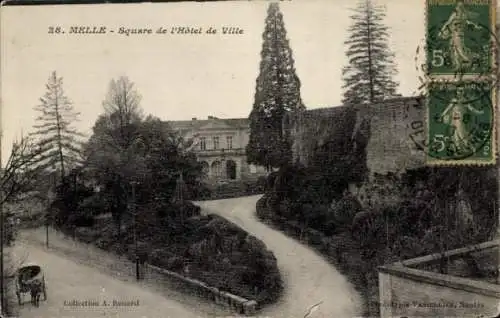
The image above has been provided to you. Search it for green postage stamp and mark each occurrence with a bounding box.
[426,81,495,165]
[426,0,496,77]
[425,0,496,165]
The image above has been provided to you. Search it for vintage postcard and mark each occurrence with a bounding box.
[0,1,499,318]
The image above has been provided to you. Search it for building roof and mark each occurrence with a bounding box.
[166,117,249,131]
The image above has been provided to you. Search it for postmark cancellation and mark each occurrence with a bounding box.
[424,0,497,165]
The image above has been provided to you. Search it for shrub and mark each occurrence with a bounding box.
[331,194,362,231]
[74,227,100,243]
[278,198,293,217]
[168,256,187,271]
[242,176,267,195]
[266,172,279,191]
[256,195,271,220]
[95,236,114,251]
[69,215,95,227]
[150,248,176,268]
[304,228,324,247]
[306,204,331,232]
[79,195,283,307]
[256,176,268,191]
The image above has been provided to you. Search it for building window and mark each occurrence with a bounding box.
[226,136,233,149]
[213,136,219,150]
[211,161,221,177]
[200,137,206,150]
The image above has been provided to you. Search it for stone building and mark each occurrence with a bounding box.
[167,116,268,182]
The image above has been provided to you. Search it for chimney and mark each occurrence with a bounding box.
[192,117,197,120]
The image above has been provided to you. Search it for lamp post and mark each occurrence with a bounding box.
[0,133,5,314]
[45,197,49,249]
[131,181,139,280]
[46,171,56,248]
[0,174,4,314]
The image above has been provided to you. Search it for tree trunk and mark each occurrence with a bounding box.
[54,82,66,181]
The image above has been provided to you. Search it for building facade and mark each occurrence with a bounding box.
[167,116,267,182]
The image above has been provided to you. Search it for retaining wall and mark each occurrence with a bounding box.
[145,263,257,315]
[378,240,500,318]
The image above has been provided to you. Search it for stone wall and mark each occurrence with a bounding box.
[379,270,499,318]
[286,96,426,176]
[378,241,500,318]
[358,97,426,175]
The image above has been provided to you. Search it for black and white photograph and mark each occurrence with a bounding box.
[0,1,499,317]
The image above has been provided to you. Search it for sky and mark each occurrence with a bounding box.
[1,0,426,164]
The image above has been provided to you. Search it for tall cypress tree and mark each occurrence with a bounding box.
[342,0,399,105]
[246,2,304,170]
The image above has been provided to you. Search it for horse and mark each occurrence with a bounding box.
[30,280,42,307]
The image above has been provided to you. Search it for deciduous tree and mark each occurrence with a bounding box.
[1,136,49,206]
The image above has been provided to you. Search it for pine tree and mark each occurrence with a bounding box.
[342,0,399,105]
[246,2,304,169]
[30,71,84,181]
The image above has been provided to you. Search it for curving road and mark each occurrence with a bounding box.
[196,195,363,318]
[11,239,224,318]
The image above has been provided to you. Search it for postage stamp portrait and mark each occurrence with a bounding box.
[426,81,495,164]
[426,0,496,76]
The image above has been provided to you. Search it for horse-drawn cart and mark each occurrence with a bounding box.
[15,263,47,306]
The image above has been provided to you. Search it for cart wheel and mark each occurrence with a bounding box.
[16,292,21,305]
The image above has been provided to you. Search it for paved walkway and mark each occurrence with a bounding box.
[196,195,363,318]
[15,229,228,318]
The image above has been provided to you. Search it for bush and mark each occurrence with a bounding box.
[278,198,293,217]
[74,227,100,243]
[182,216,283,304]
[304,228,324,247]
[242,176,267,195]
[306,204,331,232]
[80,196,283,307]
[256,195,271,220]
[332,194,362,230]
[256,176,268,191]
[266,172,279,191]
[150,248,176,268]
[18,212,46,229]
[69,215,95,227]
[95,236,114,251]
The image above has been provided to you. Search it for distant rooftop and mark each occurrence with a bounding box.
[166,116,249,131]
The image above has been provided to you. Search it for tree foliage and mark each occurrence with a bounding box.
[342,0,399,105]
[101,76,144,149]
[399,166,497,247]
[76,77,203,234]
[309,108,370,195]
[246,2,304,169]
[30,71,84,181]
